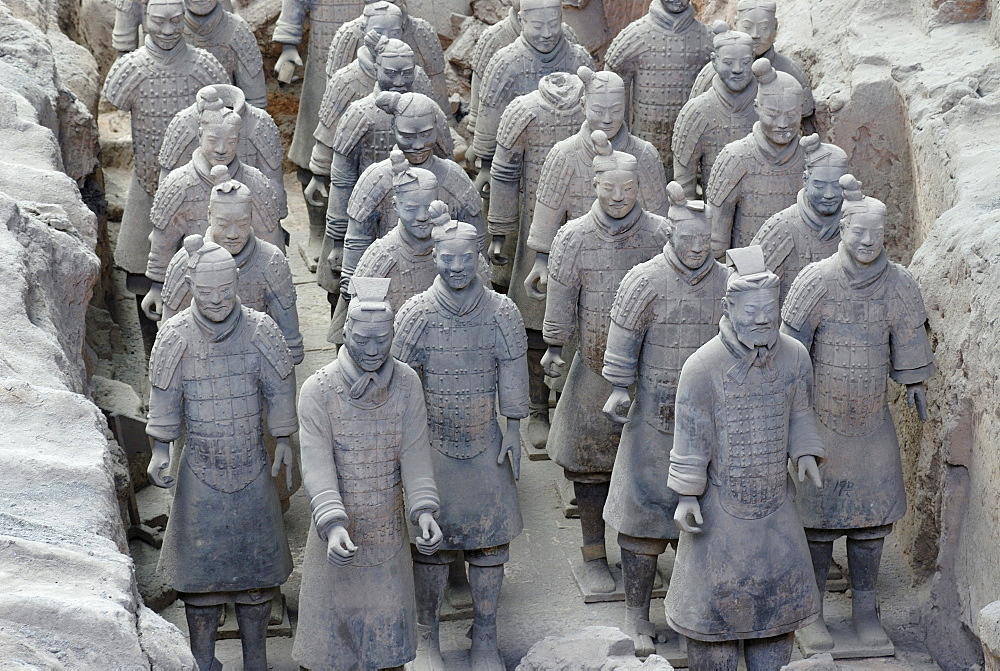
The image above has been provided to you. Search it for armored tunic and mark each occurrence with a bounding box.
[393,279,528,551]
[489,73,585,310]
[103,39,228,274]
[147,305,296,594]
[603,249,727,540]
[184,5,267,108]
[672,76,758,199]
[751,190,841,302]
[781,247,935,531]
[273,0,365,169]
[664,320,824,642]
[544,204,669,478]
[159,85,287,219]
[293,351,439,671]
[160,235,304,363]
[340,154,483,296]
[147,152,283,282]
[604,3,712,175]
[472,34,593,165]
[707,124,804,254]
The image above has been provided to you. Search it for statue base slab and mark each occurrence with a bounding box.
[796,615,895,659]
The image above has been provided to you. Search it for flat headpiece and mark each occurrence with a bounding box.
[347,277,394,322]
[520,0,561,10]
[737,0,777,12]
[725,245,779,292]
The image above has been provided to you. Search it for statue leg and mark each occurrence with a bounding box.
[847,536,890,646]
[447,553,473,610]
[798,533,835,650]
[743,632,794,670]
[619,542,658,657]
[468,563,505,671]
[298,167,327,273]
[526,342,550,450]
[574,480,616,594]
[686,638,738,671]
[234,600,271,671]
[184,603,223,671]
[412,552,449,671]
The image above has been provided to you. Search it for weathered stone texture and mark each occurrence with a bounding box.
[516,626,674,671]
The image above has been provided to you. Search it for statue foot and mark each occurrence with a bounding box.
[413,622,445,671]
[579,553,616,594]
[469,623,504,671]
[624,606,655,658]
[527,411,550,449]
[852,590,891,647]
[797,618,834,651]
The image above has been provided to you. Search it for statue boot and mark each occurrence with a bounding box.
[848,537,891,647]
[185,603,224,671]
[468,564,504,671]
[527,347,550,449]
[620,547,657,657]
[413,561,448,671]
[575,481,615,594]
[798,539,835,651]
[235,600,272,671]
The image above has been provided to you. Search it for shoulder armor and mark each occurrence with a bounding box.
[534,141,575,209]
[410,17,445,75]
[251,310,295,379]
[413,66,436,99]
[438,160,481,215]
[244,166,280,231]
[149,171,191,230]
[392,292,433,363]
[114,0,135,12]
[705,139,751,206]
[103,53,144,108]
[190,47,229,84]
[563,22,580,45]
[477,254,493,284]
[604,20,647,73]
[262,245,296,310]
[355,239,397,278]
[611,261,657,331]
[644,212,672,243]
[326,19,364,77]
[231,15,264,73]
[331,99,373,156]
[247,109,284,172]
[346,161,393,221]
[160,249,191,311]
[158,106,199,171]
[547,215,585,281]
[671,95,711,166]
[752,208,797,271]
[318,65,365,127]
[471,21,510,75]
[781,261,828,331]
[479,44,521,108]
[891,263,930,330]
[149,320,188,389]
[496,92,539,149]
[492,292,528,360]
[569,43,595,70]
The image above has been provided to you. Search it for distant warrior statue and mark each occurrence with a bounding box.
[602,183,727,655]
[672,21,757,199]
[707,57,804,257]
[112,0,232,54]
[183,0,267,107]
[293,277,444,671]
[146,236,297,671]
[542,131,669,595]
[751,135,850,302]
[393,216,529,670]
[781,176,935,657]
[665,245,824,670]
[604,0,712,179]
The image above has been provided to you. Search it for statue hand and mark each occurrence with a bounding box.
[141,285,163,321]
[602,386,632,424]
[147,440,174,489]
[497,419,522,480]
[540,347,565,379]
[414,512,443,555]
[674,495,703,534]
[326,525,357,566]
[906,383,927,422]
[474,163,491,199]
[271,436,295,490]
[523,256,549,300]
[303,176,328,207]
[797,455,823,489]
[274,44,302,80]
[489,235,508,266]
[326,241,343,272]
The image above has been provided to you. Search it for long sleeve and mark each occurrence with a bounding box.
[889,271,936,384]
[297,375,349,541]
[541,231,581,347]
[488,137,525,236]
[495,299,530,420]
[397,367,440,522]
[602,321,643,388]
[146,382,184,443]
[272,0,308,45]
[340,210,381,297]
[667,355,714,496]
[147,214,185,283]
[706,149,744,257]
[787,342,825,463]
[526,147,571,253]
[326,149,359,241]
[265,290,304,365]
[638,145,670,217]
[260,342,298,438]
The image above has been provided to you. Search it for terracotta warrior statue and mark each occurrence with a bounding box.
[393,217,528,670]
[707,57,804,258]
[604,0,712,179]
[183,0,267,108]
[751,135,850,301]
[103,0,226,335]
[602,183,727,656]
[326,0,449,112]
[112,0,232,54]
[146,236,297,671]
[160,85,287,221]
[688,0,814,125]
[781,176,935,656]
[293,277,443,671]
[472,0,593,195]
[157,179,303,365]
[672,21,757,199]
[542,131,669,595]
[664,245,824,670]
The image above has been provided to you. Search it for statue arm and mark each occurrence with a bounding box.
[488,142,524,237]
[889,274,937,384]
[397,369,440,520]
[326,150,358,242]
[266,293,304,366]
[787,345,826,464]
[667,358,713,497]
[146,220,182,284]
[541,251,581,348]
[297,378,349,540]
[496,302,530,420]
[602,321,644,389]
[145,381,184,444]
[272,0,307,45]
[340,212,378,298]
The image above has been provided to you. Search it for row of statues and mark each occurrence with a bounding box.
[98,0,936,669]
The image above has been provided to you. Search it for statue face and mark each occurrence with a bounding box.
[725,287,779,348]
[660,0,690,13]
[736,7,777,57]
[593,168,638,220]
[184,0,217,17]
[670,217,711,270]
[519,7,563,54]
[209,201,253,256]
[145,1,185,51]
[585,88,625,139]
[804,165,847,216]
[200,120,240,166]
[755,95,801,146]
[376,54,416,93]
[433,237,479,291]
[365,13,404,42]
[842,212,885,265]
[189,266,238,322]
[345,318,393,372]
[395,187,436,240]
[711,43,754,93]
[394,112,436,164]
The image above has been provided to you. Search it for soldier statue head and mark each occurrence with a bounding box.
[184,0,217,18]
[591,130,639,221]
[578,66,626,140]
[723,246,780,349]
[801,134,850,216]
[376,91,444,166]
[659,0,691,14]
[432,214,480,291]
[207,169,254,257]
[184,234,239,323]
[363,1,404,43]
[710,21,755,94]
[518,0,564,55]
[365,0,410,26]
[370,34,417,94]
[666,182,712,270]
[736,0,778,58]
[752,58,803,147]
[344,277,395,372]
[838,174,886,266]
[145,0,186,51]
[390,149,439,240]
[198,89,242,167]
